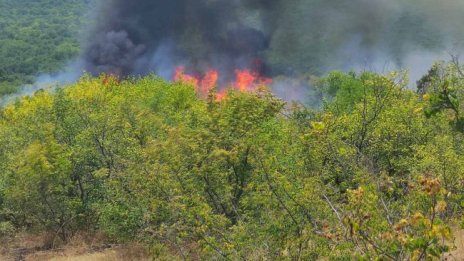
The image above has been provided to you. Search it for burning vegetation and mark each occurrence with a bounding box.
[173,66,272,100]
[5,0,464,260]
[81,0,464,89]
[3,65,464,259]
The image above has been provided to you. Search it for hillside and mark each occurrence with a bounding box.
[0,0,90,96]
[2,0,464,260]
[0,66,463,259]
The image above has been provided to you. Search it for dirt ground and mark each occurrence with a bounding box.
[445,228,464,261]
[1,228,463,260]
[0,233,151,261]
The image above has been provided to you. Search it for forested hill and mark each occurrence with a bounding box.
[0,0,90,96]
[0,65,463,259]
[1,0,464,260]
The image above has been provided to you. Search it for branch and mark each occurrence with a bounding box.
[322,194,342,223]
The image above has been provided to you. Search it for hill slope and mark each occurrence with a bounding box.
[0,0,90,96]
[0,69,463,259]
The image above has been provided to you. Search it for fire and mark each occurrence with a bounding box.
[173,66,272,101]
[102,74,120,86]
[235,69,256,92]
[200,69,219,93]
[215,89,227,101]
[234,69,272,92]
[173,67,218,96]
[174,67,199,87]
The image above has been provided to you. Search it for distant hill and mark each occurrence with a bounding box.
[0,0,91,96]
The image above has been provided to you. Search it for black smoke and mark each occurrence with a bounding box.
[83,0,273,80]
[82,0,464,80]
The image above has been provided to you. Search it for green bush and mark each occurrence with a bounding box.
[0,72,462,259]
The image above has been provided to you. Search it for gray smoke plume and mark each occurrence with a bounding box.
[14,0,463,107]
[81,0,464,80]
[82,0,271,82]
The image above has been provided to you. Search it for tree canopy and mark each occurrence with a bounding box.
[0,0,89,96]
[0,67,463,259]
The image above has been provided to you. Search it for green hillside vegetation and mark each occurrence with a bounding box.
[0,0,89,96]
[0,63,463,259]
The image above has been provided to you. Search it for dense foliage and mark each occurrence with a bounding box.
[0,0,89,96]
[0,63,463,259]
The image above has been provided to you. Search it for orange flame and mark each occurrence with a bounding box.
[174,67,199,87]
[101,74,120,86]
[173,66,272,101]
[200,69,219,93]
[215,89,227,102]
[234,69,273,91]
[235,69,257,91]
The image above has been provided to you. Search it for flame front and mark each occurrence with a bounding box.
[234,69,272,92]
[173,66,272,101]
[200,69,219,93]
[174,67,200,87]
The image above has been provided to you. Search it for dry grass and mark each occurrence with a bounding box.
[445,227,464,261]
[25,245,151,261]
[3,228,462,260]
[0,232,151,261]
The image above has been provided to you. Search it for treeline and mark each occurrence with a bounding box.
[0,0,90,96]
[0,62,463,259]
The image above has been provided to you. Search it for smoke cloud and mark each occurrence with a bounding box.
[81,0,464,80]
[13,0,464,106]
